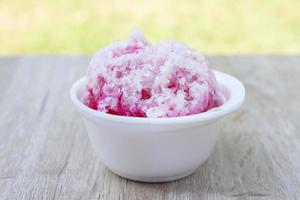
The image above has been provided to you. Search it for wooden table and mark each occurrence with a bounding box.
[0,56,299,200]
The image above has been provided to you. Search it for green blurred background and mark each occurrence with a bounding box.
[0,0,299,54]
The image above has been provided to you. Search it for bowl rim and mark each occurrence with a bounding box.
[70,70,245,124]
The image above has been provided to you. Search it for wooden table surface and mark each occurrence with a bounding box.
[0,56,299,200]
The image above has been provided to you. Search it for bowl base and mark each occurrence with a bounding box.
[109,168,198,183]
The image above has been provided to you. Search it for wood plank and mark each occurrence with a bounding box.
[0,56,299,200]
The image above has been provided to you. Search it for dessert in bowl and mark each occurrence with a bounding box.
[70,29,245,182]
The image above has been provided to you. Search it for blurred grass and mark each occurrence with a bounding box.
[0,0,299,54]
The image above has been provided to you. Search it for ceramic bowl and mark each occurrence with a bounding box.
[70,70,245,182]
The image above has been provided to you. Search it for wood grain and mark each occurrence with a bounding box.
[0,55,299,200]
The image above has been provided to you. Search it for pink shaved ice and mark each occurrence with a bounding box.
[83,29,222,118]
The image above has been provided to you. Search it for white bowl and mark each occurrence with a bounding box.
[70,70,245,182]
